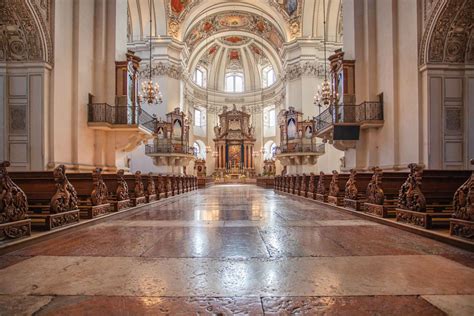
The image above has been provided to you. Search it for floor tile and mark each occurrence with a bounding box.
[262,296,445,315]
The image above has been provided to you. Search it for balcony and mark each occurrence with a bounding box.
[145,143,196,166]
[275,143,325,166]
[314,97,383,150]
[87,103,155,151]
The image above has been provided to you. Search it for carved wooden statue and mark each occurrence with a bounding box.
[453,160,473,222]
[50,165,78,213]
[116,169,129,201]
[147,173,156,196]
[366,167,385,205]
[91,168,108,206]
[167,176,172,193]
[398,163,426,212]
[0,161,28,223]
[317,171,326,195]
[134,171,145,198]
[345,169,358,200]
[329,170,340,197]
[294,174,301,193]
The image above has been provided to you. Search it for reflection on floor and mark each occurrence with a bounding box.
[0,184,473,315]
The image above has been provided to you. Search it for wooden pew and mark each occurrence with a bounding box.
[145,173,158,203]
[10,165,80,231]
[67,168,111,219]
[316,171,331,202]
[327,171,350,206]
[102,170,133,212]
[395,164,471,229]
[294,175,301,196]
[450,160,473,240]
[299,174,309,197]
[124,171,147,206]
[343,169,373,211]
[363,168,408,218]
[307,173,318,199]
[0,161,31,240]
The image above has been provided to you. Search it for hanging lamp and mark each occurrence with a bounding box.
[139,0,163,105]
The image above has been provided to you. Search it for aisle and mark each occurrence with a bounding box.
[0,185,473,315]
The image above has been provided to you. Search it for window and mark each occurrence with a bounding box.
[193,66,206,87]
[225,72,244,92]
[269,109,276,127]
[262,66,276,88]
[193,142,201,158]
[194,108,202,127]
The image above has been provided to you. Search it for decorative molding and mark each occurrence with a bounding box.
[139,62,184,80]
[0,0,53,63]
[420,0,474,65]
[283,62,325,81]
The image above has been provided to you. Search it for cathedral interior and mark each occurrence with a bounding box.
[0,0,473,315]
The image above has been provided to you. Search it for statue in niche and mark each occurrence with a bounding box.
[157,127,165,139]
[305,126,312,138]
[214,125,221,137]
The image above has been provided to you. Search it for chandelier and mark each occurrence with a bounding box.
[313,0,337,109]
[139,0,163,105]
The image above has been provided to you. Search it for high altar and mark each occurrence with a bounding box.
[214,105,256,178]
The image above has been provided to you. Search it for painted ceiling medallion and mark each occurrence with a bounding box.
[268,0,302,38]
[166,0,202,38]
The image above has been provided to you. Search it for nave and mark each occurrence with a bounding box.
[0,185,473,315]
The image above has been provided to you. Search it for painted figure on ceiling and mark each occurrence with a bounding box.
[171,0,189,14]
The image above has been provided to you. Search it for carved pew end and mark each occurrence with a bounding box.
[364,202,397,218]
[30,209,81,231]
[0,219,31,241]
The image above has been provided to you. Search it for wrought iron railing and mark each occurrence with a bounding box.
[145,143,196,156]
[276,143,325,155]
[314,101,383,132]
[88,103,155,133]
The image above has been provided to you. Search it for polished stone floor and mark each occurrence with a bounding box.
[0,185,473,315]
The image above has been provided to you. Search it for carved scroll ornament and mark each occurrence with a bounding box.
[329,170,340,197]
[453,160,473,221]
[345,169,358,200]
[116,169,129,201]
[91,168,108,206]
[0,161,28,223]
[398,163,426,212]
[317,172,326,195]
[50,165,78,213]
[366,167,385,205]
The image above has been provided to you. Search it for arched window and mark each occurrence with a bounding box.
[193,66,207,87]
[193,140,206,159]
[262,65,276,88]
[225,72,244,92]
[193,142,201,158]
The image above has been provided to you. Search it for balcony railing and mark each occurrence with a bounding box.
[276,143,325,155]
[314,101,383,133]
[88,103,155,133]
[145,143,196,156]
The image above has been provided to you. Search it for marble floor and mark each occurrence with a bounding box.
[0,185,473,315]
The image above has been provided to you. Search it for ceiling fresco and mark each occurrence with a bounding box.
[184,11,285,52]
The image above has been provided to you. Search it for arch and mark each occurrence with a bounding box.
[419,0,474,65]
[193,139,206,159]
[1,0,53,63]
[263,140,277,160]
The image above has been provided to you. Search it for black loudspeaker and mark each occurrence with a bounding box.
[333,125,360,140]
